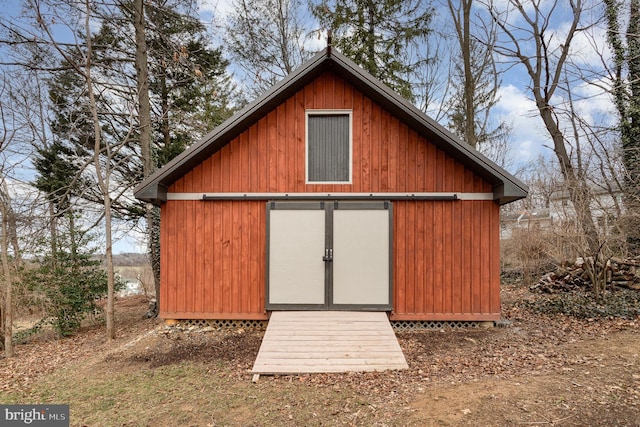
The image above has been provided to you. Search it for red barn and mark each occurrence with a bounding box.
[135,48,527,323]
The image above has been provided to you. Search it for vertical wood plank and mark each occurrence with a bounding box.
[425,202,435,314]
[394,202,406,315]
[435,149,445,192]
[481,202,491,313]
[396,121,407,190]
[284,96,296,191]
[416,131,426,191]
[443,201,452,314]
[213,203,223,313]
[193,202,202,313]
[380,111,389,191]
[268,111,278,192]
[405,202,416,313]
[351,90,362,192]
[293,90,304,191]
[175,201,186,313]
[388,120,399,192]
[371,104,380,192]
[361,96,372,191]
[433,202,443,313]
[451,204,462,313]
[492,202,501,314]
[414,202,425,313]
[407,130,417,191]
[258,202,266,313]
[232,201,241,313]
[425,142,436,191]
[277,103,287,192]
[471,201,482,313]
[160,202,171,313]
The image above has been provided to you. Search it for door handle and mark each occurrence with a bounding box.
[322,248,333,262]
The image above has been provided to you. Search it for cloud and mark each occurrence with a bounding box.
[495,84,549,166]
[198,0,234,22]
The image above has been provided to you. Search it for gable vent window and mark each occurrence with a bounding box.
[306,111,352,183]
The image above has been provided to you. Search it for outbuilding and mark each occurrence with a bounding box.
[135,47,527,323]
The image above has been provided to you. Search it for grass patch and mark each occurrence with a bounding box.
[1,360,383,426]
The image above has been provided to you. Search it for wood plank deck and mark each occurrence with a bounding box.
[252,311,408,374]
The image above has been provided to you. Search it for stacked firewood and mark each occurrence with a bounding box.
[531,257,640,293]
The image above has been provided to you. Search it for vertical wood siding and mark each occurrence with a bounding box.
[160,200,267,319]
[170,72,492,194]
[161,71,499,320]
[390,200,501,321]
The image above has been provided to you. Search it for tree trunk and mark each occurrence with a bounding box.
[606,0,640,254]
[461,0,476,148]
[536,102,599,255]
[49,203,58,266]
[133,0,160,314]
[1,191,13,357]
[85,0,115,341]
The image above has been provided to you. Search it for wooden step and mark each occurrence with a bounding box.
[251,311,408,375]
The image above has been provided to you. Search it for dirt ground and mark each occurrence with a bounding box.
[1,284,639,426]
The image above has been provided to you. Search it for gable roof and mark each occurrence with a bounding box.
[134,47,528,205]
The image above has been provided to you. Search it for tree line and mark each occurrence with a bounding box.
[0,0,638,356]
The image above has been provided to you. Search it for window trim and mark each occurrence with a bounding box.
[305,109,353,184]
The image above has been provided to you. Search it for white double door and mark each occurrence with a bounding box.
[267,201,392,310]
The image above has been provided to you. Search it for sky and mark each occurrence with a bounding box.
[196,0,616,171]
[0,0,619,253]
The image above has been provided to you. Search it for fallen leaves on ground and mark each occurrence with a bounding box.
[1,287,639,426]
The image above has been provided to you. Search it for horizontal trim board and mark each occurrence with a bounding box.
[160,311,269,320]
[165,192,495,201]
[389,313,500,321]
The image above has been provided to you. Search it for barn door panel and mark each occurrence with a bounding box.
[332,207,390,307]
[267,205,326,307]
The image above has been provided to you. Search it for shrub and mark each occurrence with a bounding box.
[24,251,122,337]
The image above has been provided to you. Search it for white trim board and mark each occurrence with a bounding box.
[166,192,495,201]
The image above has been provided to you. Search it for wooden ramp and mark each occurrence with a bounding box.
[252,311,408,375]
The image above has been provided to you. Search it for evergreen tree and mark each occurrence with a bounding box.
[143,0,237,167]
[312,0,433,101]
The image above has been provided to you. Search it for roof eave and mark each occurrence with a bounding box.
[493,182,529,205]
[135,182,168,205]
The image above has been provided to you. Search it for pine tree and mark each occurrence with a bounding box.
[312,0,433,101]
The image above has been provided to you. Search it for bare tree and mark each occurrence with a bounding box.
[0,72,27,357]
[8,0,136,341]
[0,179,21,357]
[447,0,512,168]
[413,26,455,123]
[485,0,600,255]
[224,0,312,96]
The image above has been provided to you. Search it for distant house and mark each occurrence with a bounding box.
[500,209,552,240]
[549,186,623,236]
[135,48,527,322]
[500,184,624,242]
